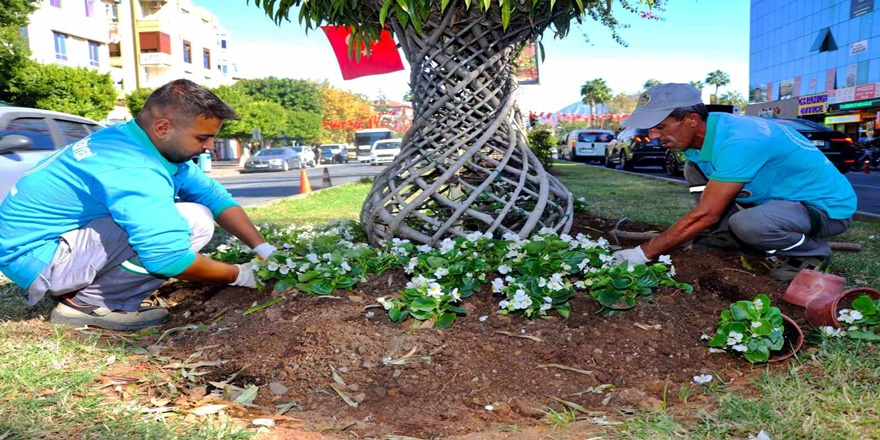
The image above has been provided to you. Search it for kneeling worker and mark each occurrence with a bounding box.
[0,79,275,330]
[611,83,856,281]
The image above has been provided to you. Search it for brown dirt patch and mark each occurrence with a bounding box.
[140,211,810,439]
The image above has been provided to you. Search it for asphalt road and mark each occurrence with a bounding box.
[213,161,386,207]
[610,164,880,217]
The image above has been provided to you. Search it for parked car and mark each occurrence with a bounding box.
[319,143,349,164]
[561,129,614,163]
[0,106,104,202]
[663,117,858,176]
[370,138,402,165]
[291,145,317,168]
[605,127,665,171]
[243,147,300,172]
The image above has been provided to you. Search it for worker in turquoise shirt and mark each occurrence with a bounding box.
[0,79,276,330]
[611,83,856,281]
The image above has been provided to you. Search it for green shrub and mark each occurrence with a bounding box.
[527,123,557,171]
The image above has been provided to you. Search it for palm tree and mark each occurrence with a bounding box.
[580,78,612,127]
[643,79,662,91]
[718,91,746,111]
[689,80,704,92]
[705,70,730,104]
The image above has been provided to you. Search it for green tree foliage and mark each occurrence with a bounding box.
[0,0,39,102]
[6,62,116,121]
[212,83,255,141]
[705,70,730,104]
[285,109,323,145]
[245,100,288,143]
[689,80,705,92]
[554,120,590,140]
[527,124,557,171]
[718,90,747,111]
[124,88,154,118]
[607,92,637,114]
[643,79,662,90]
[580,78,612,126]
[238,77,323,114]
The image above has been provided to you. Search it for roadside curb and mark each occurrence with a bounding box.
[249,181,360,208]
[603,166,880,224]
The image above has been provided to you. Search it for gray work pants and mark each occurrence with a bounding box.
[27,203,215,310]
[684,162,851,257]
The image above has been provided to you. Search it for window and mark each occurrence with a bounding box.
[88,41,99,67]
[55,120,93,145]
[3,118,55,150]
[811,28,838,53]
[220,39,226,49]
[182,40,191,63]
[53,32,68,60]
[203,48,210,69]
[50,0,61,7]
[84,0,93,16]
[109,42,120,57]
[221,65,228,74]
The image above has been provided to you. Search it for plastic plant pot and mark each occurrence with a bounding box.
[804,287,880,329]
[781,269,846,307]
[767,313,805,363]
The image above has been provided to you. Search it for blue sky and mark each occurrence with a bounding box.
[203,0,750,113]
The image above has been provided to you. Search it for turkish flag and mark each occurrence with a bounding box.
[321,26,405,80]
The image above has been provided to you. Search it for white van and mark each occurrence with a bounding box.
[370,138,402,165]
[562,129,615,163]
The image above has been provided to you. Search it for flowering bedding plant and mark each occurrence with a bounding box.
[707,294,785,363]
[832,295,880,341]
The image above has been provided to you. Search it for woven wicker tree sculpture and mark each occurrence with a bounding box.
[254,0,662,246]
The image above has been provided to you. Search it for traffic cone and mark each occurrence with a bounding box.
[299,168,312,194]
[865,159,871,174]
[322,167,333,188]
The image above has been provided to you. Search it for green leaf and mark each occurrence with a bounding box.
[744,344,770,363]
[851,295,877,315]
[295,282,313,294]
[389,305,404,322]
[573,0,585,13]
[440,0,451,12]
[410,297,438,312]
[730,303,749,321]
[379,0,393,25]
[523,240,546,255]
[335,276,357,288]
[243,296,284,316]
[298,270,320,283]
[707,332,727,347]
[435,313,456,328]
[445,305,467,315]
[312,279,335,295]
[500,0,511,30]
[611,277,633,289]
[556,302,571,319]
[426,256,448,268]
[597,289,622,309]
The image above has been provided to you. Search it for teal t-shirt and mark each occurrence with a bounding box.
[683,113,856,220]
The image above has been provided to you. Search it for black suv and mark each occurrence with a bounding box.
[664,116,857,176]
[604,127,665,171]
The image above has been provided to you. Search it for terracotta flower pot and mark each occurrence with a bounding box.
[803,287,880,329]
[781,269,846,307]
[768,313,805,363]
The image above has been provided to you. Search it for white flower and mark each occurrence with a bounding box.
[669,266,676,277]
[732,344,747,352]
[512,289,532,309]
[466,232,482,242]
[491,278,505,293]
[658,255,672,265]
[502,231,520,241]
[485,405,494,411]
[708,348,726,353]
[498,264,512,275]
[753,298,764,311]
[598,254,613,263]
[850,310,864,321]
[821,326,844,337]
[439,238,456,254]
[748,430,772,440]
[574,280,586,289]
[426,282,444,298]
[539,303,552,311]
[543,296,553,303]
[377,297,392,310]
[278,266,289,275]
[560,234,573,243]
[306,253,319,264]
[537,278,547,288]
[751,321,762,328]
[434,267,449,278]
[449,288,461,302]
[340,261,352,272]
[267,262,279,271]
[700,333,710,340]
[693,374,713,384]
[479,315,489,322]
[499,300,512,309]
[726,331,744,346]
[216,244,229,252]
[505,276,515,283]
[547,280,563,291]
[417,244,433,253]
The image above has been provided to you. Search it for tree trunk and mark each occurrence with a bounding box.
[360,6,573,246]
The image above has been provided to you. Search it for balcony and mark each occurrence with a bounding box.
[140,52,173,67]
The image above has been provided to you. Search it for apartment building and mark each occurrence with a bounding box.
[25,0,113,73]
[749,0,880,138]
[107,0,237,92]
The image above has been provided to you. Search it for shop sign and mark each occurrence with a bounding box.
[855,83,877,100]
[824,114,861,124]
[797,93,828,116]
[851,39,868,56]
[852,0,874,18]
[836,99,880,110]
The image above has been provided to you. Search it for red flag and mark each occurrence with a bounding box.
[321,26,405,80]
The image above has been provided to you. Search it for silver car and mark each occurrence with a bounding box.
[243,147,300,172]
[0,107,103,202]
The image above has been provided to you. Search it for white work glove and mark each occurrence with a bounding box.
[611,246,651,267]
[253,242,276,260]
[231,262,257,288]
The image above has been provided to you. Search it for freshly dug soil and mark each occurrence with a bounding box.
[145,211,809,439]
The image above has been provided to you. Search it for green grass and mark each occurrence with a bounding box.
[1,164,879,438]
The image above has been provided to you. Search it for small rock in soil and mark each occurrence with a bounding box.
[268,381,289,395]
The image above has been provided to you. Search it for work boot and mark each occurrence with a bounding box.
[50,297,169,331]
[691,231,742,251]
[770,255,830,282]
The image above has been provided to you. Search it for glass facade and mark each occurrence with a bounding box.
[750,0,880,137]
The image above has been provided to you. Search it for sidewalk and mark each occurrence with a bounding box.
[204,160,243,177]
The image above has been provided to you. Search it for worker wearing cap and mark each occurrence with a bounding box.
[611,83,856,281]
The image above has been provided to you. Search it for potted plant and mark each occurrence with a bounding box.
[804,287,880,329]
[781,268,846,307]
[708,294,804,363]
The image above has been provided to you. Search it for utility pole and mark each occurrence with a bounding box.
[129,0,142,89]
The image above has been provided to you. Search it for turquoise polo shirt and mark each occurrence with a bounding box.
[0,121,238,291]
[683,113,856,220]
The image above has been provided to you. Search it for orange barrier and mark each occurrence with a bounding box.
[299,168,312,194]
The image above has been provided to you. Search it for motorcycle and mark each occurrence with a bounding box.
[854,146,880,170]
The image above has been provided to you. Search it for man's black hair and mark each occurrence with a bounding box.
[669,103,708,122]
[142,79,237,122]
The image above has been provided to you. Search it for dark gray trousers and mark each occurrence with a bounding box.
[27,203,215,310]
[684,162,851,257]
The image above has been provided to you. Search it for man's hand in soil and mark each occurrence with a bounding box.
[611,246,650,267]
[231,262,257,288]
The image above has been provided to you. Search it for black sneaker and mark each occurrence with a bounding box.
[692,231,741,251]
[770,256,830,282]
[50,297,169,331]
